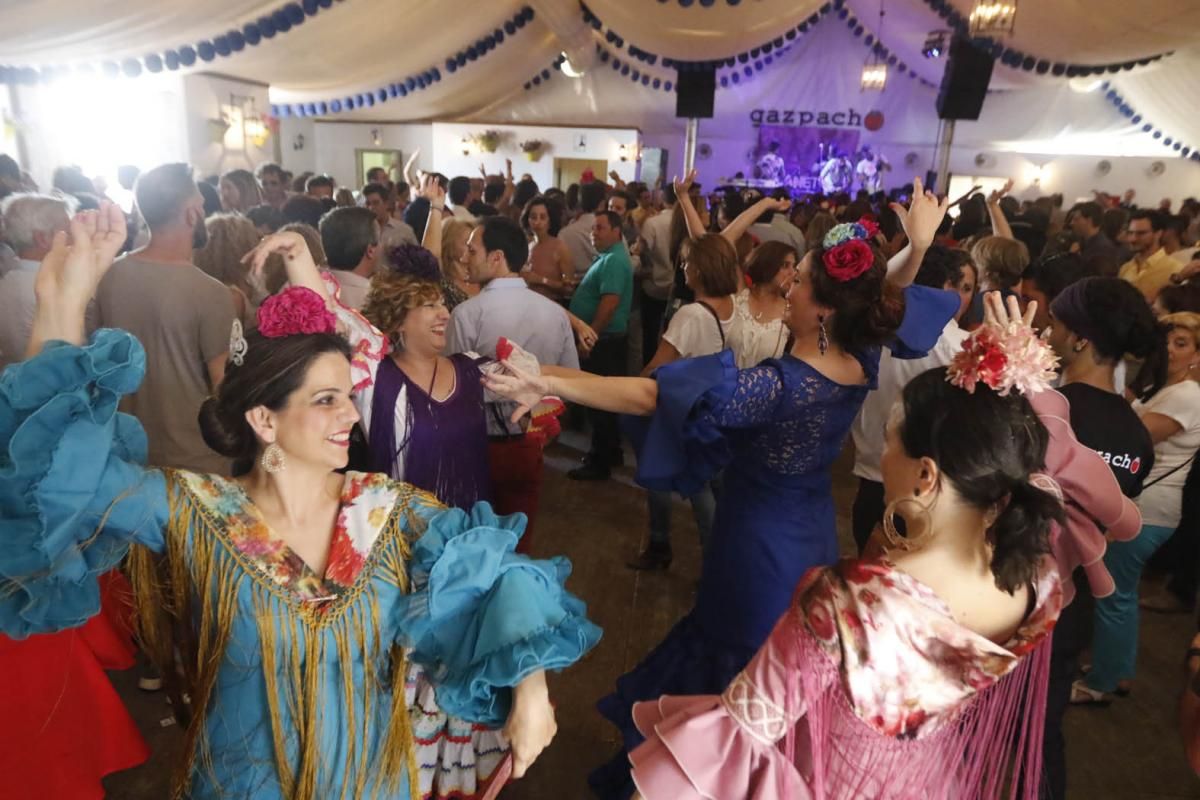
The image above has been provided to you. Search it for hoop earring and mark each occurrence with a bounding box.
[817,314,829,356]
[881,496,934,551]
[261,443,286,474]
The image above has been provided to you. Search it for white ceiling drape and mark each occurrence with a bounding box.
[0,0,1197,151]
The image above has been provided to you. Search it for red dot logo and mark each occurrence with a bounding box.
[864,110,885,131]
[1131,457,1141,474]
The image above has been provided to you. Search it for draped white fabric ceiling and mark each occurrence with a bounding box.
[1,0,1197,148]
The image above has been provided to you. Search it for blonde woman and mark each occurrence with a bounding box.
[437,217,478,311]
[193,213,262,325]
[218,168,262,214]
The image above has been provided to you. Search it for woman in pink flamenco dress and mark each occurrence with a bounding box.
[626,296,1142,800]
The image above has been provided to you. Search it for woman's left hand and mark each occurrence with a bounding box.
[503,671,557,779]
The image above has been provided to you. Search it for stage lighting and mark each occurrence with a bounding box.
[922,30,948,59]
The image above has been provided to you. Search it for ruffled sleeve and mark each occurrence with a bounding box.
[0,329,168,638]
[1030,388,1142,604]
[888,285,961,360]
[623,351,785,496]
[393,500,603,726]
[629,606,819,800]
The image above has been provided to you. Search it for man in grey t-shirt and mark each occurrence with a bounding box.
[96,163,232,474]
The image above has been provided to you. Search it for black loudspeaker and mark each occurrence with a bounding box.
[676,68,716,118]
[936,36,994,120]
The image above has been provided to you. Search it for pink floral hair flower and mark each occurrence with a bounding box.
[257,287,338,338]
[948,323,1058,397]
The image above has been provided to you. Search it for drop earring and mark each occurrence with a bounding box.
[817,314,829,356]
[261,443,286,473]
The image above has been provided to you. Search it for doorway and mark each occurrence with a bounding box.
[553,158,610,190]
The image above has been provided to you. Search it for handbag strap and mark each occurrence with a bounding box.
[1142,452,1197,490]
[695,300,727,348]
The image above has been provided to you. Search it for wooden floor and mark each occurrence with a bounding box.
[103,435,1200,799]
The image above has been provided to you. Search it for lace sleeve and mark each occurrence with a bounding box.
[699,362,786,430]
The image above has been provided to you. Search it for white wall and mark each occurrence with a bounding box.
[181,73,274,179]
[275,118,432,189]
[432,121,640,190]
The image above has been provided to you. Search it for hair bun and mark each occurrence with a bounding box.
[198,396,255,460]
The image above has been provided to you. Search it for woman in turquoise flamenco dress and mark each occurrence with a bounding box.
[0,203,601,800]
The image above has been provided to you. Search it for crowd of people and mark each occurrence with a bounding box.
[2,145,1200,800]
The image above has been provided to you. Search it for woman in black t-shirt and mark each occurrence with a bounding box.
[1039,277,1166,796]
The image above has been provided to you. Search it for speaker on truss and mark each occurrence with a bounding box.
[936,36,994,120]
[676,67,716,118]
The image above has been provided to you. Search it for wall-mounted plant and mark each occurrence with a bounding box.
[473,129,503,153]
[520,139,548,162]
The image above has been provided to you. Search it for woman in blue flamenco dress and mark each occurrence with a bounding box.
[486,178,957,798]
[0,204,601,800]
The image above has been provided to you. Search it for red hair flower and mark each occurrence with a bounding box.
[822,239,875,282]
[257,287,338,338]
[744,273,754,289]
[858,216,880,238]
[948,327,1009,393]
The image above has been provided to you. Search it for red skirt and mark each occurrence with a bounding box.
[0,571,148,800]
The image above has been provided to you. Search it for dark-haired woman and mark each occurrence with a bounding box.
[521,195,574,300]
[1036,276,1162,794]
[489,178,960,797]
[1075,311,1200,705]
[0,203,600,799]
[732,241,795,367]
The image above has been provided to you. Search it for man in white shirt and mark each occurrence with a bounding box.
[638,184,676,367]
[560,182,606,275]
[363,181,418,248]
[0,193,73,368]
[848,247,971,550]
[749,190,806,256]
[319,206,380,309]
[448,216,580,553]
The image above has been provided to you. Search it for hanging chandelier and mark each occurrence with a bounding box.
[860,0,887,91]
[969,0,1017,37]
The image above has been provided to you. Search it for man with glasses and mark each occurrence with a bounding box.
[1119,209,1181,302]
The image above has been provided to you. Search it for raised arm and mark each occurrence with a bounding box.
[986,179,1016,240]
[402,147,421,188]
[27,202,127,355]
[722,197,790,247]
[886,177,949,288]
[419,174,447,257]
[242,230,326,302]
[673,170,707,241]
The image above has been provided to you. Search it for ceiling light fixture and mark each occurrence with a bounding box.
[861,0,888,91]
[922,30,949,59]
[560,52,585,78]
[969,0,1017,37]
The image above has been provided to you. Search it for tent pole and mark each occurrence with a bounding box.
[934,118,955,194]
[683,117,699,174]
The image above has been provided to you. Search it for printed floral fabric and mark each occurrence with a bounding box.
[792,557,1061,738]
[178,470,397,604]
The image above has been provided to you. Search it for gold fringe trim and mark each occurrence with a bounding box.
[127,471,422,800]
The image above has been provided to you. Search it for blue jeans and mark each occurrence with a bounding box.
[647,484,717,552]
[1086,523,1175,692]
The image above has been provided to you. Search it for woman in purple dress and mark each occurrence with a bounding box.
[294,214,504,799]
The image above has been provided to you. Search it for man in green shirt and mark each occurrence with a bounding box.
[567,210,634,480]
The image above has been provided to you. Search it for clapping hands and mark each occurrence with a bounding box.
[34,201,127,310]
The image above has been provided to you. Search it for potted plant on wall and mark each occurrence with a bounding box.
[473,129,502,153]
[520,139,548,162]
